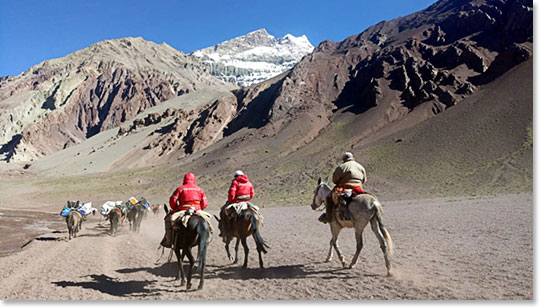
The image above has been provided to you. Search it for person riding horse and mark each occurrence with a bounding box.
[219,170,255,238]
[319,152,366,224]
[161,172,212,248]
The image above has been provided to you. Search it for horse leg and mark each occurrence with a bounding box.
[330,222,347,268]
[325,238,334,262]
[370,218,392,276]
[234,238,240,264]
[176,249,185,286]
[349,229,364,269]
[185,248,195,290]
[241,237,249,269]
[349,218,370,269]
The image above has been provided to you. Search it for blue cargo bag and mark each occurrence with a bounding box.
[61,207,72,217]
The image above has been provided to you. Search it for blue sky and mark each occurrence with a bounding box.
[0,0,435,76]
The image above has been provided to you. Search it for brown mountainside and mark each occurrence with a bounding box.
[0,37,233,162]
[228,0,532,141]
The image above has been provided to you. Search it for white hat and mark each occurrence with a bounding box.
[234,170,244,177]
[342,152,354,161]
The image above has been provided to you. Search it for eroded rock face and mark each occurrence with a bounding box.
[230,0,532,138]
[0,37,229,162]
[145,94,238,157]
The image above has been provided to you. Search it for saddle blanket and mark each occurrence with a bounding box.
[225,202,260,215]
[171,210,214,234]
[225,202,264,225]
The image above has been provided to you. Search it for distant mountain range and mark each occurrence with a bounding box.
[191,28,314,86]
[0,0,532,206]
[0,29,313,162]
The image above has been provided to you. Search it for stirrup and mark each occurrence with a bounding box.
[318,213,328,224]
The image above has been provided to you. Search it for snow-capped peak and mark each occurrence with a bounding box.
[191,29,314,87]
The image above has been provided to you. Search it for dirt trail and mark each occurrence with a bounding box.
[0,193,532,300]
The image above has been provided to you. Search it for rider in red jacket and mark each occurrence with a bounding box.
[228,173,255,203]
[161,173,208,248]
[169,172,208,213]
[218,171,255,239]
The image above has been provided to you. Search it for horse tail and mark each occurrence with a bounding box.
[249,211,269,254]
[196,217,209,273]
[374,200,393,256]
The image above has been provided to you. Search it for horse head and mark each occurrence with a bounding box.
[311,177,331,210]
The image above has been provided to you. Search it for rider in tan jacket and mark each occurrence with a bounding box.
[320,152,366,223]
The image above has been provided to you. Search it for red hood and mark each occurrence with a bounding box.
[183,173,196,184]
[235,174,249,183]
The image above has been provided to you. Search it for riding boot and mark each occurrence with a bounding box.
[160,215,172,248]
[325,194,334,223]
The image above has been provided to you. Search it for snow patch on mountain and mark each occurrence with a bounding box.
[191,29,314,87]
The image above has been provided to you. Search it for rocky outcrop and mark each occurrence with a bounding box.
[145,93,238,156]
[0,37,231,162]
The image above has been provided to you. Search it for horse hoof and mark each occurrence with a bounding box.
[197,284,204,290]
[186,284,192,290]
[242,264,247,269]
[325,258,332,263]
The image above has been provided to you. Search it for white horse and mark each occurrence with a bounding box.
[311,178,393,276]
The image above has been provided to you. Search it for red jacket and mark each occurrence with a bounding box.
[169,173,208,212]
[228,175,255,203]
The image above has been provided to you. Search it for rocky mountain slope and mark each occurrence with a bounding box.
[0,37,233,162]
[227,0,532,145]
[191,29,314,86]
[0,0,531,208]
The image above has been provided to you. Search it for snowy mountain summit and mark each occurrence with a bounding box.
[191,28,314,87]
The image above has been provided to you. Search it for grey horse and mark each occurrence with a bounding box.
[311,178,393,276]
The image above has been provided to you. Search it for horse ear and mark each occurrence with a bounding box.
[317,177,321,185]
[214,215,221,222]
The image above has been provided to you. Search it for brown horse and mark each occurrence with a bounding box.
[152,204,162,217]
[107,208,124,236]
[215,206,269,269]
[164,205,210,290]
[66,210,83,240]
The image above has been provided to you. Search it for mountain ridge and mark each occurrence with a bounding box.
[0,36,234,162]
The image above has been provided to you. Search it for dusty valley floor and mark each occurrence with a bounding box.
[0,193,532,300]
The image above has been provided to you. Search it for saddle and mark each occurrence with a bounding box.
[171,209,214,235]
[335,187,369,221]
